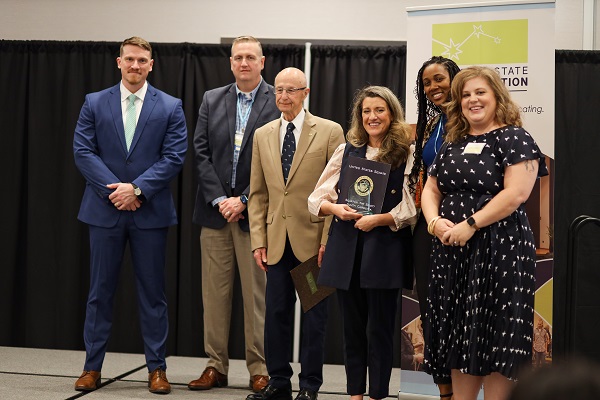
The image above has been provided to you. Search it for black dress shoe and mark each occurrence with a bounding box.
[246,384,293,400]
[295,388,318,400]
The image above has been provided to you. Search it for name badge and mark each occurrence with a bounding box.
[234,131,243,148]
[463,142,486,155]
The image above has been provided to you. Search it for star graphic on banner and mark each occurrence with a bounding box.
[473,25,485,37]
[442,38,463,60]
[433,23,504,61]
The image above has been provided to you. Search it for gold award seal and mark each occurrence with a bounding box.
[354,176,374,197]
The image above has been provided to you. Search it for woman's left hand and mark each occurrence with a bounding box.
[354,214,378,232]
[441,220,476,247]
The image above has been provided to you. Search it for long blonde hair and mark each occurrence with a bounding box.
[346,86,411,170]
[445,66,522,143]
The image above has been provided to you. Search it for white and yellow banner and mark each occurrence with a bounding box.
[406,0,555,158]
[401,2,555,396]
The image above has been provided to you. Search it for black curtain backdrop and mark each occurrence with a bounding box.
[6,41,596,367]
[310,45,407,131]
[553,50,600,362]
[4,40,599,368]
[0,40,407,366]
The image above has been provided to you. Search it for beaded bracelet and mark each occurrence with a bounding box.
[427,216,442,236]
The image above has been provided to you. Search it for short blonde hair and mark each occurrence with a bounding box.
[231,36,263,57]
[120,36,152,59]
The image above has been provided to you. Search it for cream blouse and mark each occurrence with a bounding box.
[308,143,417,231]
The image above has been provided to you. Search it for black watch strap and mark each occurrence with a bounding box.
[131,183,142,196]
[467,216,479,230]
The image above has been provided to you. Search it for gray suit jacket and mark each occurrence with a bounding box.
[192,79,280,231]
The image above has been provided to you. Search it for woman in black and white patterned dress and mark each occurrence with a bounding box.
[421,66,548,400]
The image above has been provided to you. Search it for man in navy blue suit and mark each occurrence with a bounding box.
[73,36,187,395]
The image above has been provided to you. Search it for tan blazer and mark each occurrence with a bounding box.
[249,111,345,265]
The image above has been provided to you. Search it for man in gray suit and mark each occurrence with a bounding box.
[189,36,279,393]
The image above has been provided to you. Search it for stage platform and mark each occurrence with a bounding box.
[0,346,438,399]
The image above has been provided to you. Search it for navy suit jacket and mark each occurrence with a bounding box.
[73,82,188,229]
[192,79,279,232]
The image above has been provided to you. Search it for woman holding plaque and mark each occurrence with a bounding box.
[421,66,548,400]
[308,86,416,400]
[410,56,460,399]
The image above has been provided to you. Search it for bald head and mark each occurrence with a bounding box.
[275,67,307,87]
[274,68,310,121]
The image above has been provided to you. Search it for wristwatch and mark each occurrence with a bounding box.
[240,194,248,205]
[131,183,142,196]
[467,216,479,230]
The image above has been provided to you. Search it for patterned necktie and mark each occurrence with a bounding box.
[124,94,137,151]
[232,93,253,188]
[282,122,296,183]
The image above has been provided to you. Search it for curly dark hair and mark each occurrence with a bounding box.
[408,56,460,192]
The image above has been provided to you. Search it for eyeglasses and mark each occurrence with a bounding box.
[274,87,306,95]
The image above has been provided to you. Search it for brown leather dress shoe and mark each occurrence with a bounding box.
[74,370,101,391]
[250,375,269,392]
[188,366,228,390]
[148,368,171,394]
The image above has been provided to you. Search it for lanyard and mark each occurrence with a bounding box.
[432,114,445,152]
[236,94,255,134]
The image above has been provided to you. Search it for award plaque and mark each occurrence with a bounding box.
[338,156,391,215]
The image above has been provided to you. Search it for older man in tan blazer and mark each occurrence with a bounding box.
[247,68,344,400]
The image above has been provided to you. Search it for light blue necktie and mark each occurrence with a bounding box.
[124,94,137,151]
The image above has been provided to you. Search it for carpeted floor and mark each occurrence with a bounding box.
[0,346,438,399]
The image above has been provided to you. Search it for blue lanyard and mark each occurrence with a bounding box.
[236,94,254,133]
[432,114,445,153]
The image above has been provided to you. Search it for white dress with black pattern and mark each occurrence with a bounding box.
[423,126,548,381]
